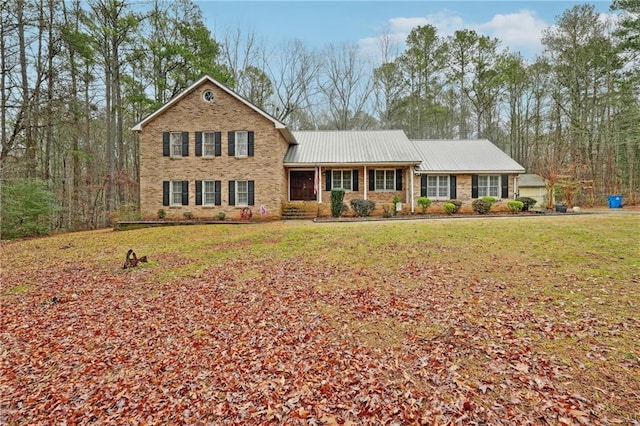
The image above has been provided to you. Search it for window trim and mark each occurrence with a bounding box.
[426,175,450,200]
[202,180,219,206]
[170,132,182,158]
[477,174,500,198]
[202,131,216,158]
[374,169,396,192]
[331,169,353,191]
[235,131,248,158]
[170,180,185,206]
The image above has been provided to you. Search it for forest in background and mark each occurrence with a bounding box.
[1,0,639,236]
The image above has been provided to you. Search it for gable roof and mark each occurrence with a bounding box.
[130,75,296,144]
[412,139,525,174]
[284,130,422,166]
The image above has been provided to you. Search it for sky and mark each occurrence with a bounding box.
[198,0,614,61]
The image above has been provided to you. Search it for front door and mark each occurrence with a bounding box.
[290,171,316,201]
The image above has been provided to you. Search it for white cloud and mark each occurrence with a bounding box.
[474,10,547,56]
[359,9,551,63]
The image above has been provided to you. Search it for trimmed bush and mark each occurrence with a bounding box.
[330,188,346,217]
[446,199,462,213]
[214,212,226,220]
[417,196,432,214]
[350,198,376,217]
[507,200,524,213]
[443,202,456,215]
[472,199,492,214]
[516,196,537,211]
[157,209,166,219]
[183,211,194,220]
[482,196,497,206]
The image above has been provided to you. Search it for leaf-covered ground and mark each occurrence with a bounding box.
[1,213,639,424]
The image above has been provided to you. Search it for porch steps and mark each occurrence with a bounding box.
[281,204,318,220]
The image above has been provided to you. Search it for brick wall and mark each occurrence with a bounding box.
[138,82,290,220]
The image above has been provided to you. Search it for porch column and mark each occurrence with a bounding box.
[410,168,415,213]
[364,166,368,200]
[318,166,322,203]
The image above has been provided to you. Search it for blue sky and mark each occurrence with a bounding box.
[199,1,613,60]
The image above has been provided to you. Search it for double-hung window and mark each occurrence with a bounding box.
[427,176,450,199]
[171,181,184,206]
[203,132,216,157]
[171,132,182,157]
[375,170,395,191]
[229,180,254,206]
[203,181,217,205]
[236,180,249,206]
[235,131,248,157]
[478,175,500,198]
[332,170,352,191]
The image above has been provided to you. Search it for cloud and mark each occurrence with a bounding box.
[359,9,550,63]
[475,10,547,56]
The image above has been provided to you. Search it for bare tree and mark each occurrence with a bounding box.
[318,42,374,130]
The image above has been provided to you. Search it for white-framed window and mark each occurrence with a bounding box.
[235,131,248,157]
[203,132,216,157]
[427,175,450,199]
[170,181,183,206]
[202,89,214,103]
[236,180,249,206]
[171,132,182,157]
[203,180,217,205]
[332,170,352,191]
[478,175,500,198]
[375,170,395,191]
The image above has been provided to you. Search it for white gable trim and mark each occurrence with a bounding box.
[131,75,296,144]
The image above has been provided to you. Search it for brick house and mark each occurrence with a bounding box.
[132,75,525,220]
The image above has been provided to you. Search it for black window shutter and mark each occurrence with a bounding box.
[395,169,403,191]
[162,181,169,206]
[248,180,255,205]
[247,131,254,156]
[449,176,457,199]
[181,180,189,205]
[472,175,479,198]
[325,170,332,191]
[195,132,202,157]
[162,132,170,157]
[214,132,221,156]
[228,132,235,156]
[420,176,427,197]
[369,169,375,191]
[352,170,359,191]
[214,180,221,205]
[181,132,189,156]
[195,180,202,205]
[228,180,235,205]
[501,174,509,198]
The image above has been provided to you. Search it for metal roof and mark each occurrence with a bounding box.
[412,139,525,174]
[284,130,422,165]
[518,173,546,187]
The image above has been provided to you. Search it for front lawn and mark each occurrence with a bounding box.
[1,214,638,424]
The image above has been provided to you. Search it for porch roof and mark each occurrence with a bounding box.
[412,139,525,174]
[284,130,422,166]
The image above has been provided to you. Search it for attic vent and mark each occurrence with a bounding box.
[202,90,215,103]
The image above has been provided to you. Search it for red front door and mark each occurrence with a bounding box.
[290,171,316,201]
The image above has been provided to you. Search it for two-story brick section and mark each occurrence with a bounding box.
[132,75,525,220]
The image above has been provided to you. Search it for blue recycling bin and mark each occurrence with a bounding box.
[607,195,622,208]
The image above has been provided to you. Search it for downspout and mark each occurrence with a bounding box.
[318,166,322,203]
[410,168,415,213]
[364,165,368,200]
